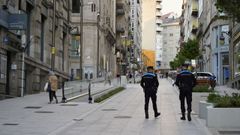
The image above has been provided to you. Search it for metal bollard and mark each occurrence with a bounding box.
[61,81,67,103]
[88,80,92,103]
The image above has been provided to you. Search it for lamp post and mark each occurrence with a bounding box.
[51,0,56,71]
[80,0,83,80]
[97,12,100,78]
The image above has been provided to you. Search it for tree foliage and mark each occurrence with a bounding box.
[215,0,240,22]
[169,39,199,69]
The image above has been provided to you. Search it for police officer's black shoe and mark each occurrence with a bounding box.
[180,116,186,120]
[180,113,186,120]
[145,114,149,119]
[187,113,191,121]
[154,112,161,118]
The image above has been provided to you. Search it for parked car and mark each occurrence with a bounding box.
[193,72,216,90]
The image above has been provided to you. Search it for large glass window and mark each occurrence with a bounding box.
[234,42,240,76]
[0,54,7,84]
[70,36,80,57]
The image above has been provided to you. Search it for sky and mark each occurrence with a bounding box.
[161,0,182,17]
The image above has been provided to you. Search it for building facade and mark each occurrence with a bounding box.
[0,0,70,97]
[180,0,199,42]
[197,0,229,85]
[142,0,162,69]
[229,22,240,88]
[157,13,180,71]
[130,0,142,70]
[115,0,131,75]
[69,0,117,80]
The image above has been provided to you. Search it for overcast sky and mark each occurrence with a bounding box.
[161,0,182,17]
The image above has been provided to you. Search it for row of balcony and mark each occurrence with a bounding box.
[191,19,198,33]
[156,11,162,17]
[156,4,162,10]
[191,0,198,17]
[156,19,163,24]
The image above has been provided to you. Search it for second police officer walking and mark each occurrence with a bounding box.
[140,66,160,119]
[175,64,196,121]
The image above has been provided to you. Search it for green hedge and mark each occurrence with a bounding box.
[207,93,240,108]
[192,85,212,92]
[94,87,125,103]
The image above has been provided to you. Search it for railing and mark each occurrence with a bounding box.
[63,77,124,100]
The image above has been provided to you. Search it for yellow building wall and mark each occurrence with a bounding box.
[142,49,155,67]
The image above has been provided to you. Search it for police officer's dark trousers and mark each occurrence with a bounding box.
[144,90,158,117]
[179,88,192,115]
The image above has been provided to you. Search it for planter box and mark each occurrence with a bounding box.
[199,101,213,119]
[207,106,240,128]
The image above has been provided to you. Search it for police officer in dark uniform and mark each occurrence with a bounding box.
[175,64,196,121]
[140,66,160,119]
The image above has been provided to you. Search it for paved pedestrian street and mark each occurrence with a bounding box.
[0,79,212,135]
[52,79,212,135]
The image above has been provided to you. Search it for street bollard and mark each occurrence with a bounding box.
[61,81,67,103]
[88,80,92,103]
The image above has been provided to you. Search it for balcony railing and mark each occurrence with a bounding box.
[156,4,162,10]
[156,11,162,17]
[191,19,198,33]
[116,9,125,16]
[116,27,125,33]
[156,26,163,32]
[156,19,162,24]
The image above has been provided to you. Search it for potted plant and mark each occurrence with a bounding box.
[206,93,240,128]
[199,92,219,119]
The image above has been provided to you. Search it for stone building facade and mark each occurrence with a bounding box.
[69,0,116,79]
[197,0,229,85]
[0,0,70,98]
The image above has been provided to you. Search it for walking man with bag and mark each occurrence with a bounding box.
[48,71,58,104]
[140,66,160,119]
[175,64,196,121]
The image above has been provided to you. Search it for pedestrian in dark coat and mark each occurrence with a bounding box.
[175,64,196,121]
[140,66,160,119]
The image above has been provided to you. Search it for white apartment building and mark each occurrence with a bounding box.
[142,0,162,68]
[156,13,180,71]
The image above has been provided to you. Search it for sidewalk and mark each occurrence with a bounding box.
[52,79,212,135]
[0,79,212,135]
[215,85,240,95]
[0,81,117,135]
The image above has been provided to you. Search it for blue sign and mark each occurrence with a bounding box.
[8,14,27,30]
[3,36,9,44]
[0,9,27,30]
[0,9,9,28]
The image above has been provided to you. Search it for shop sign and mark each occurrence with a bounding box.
[0,9,27,30]
[220,46,229,52]
[3,36,9,44]
[8,14,27,30]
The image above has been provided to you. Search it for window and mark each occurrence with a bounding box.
[40,15,46,62]
[70,36,80,57]
[0,54,7,84]
[170,33,173,36]
[72,0,80,13]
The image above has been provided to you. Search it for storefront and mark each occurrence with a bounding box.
[212,25,230,85]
